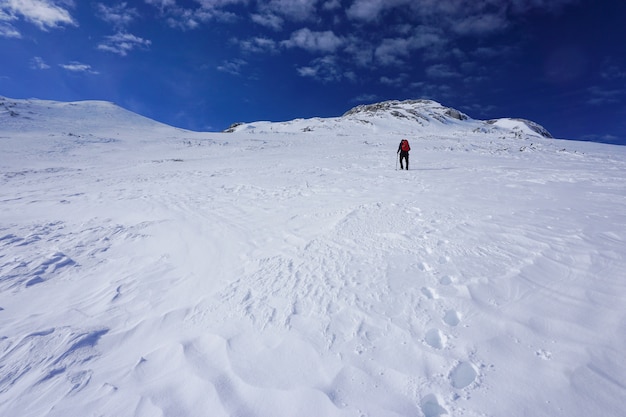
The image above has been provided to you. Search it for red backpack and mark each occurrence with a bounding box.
[400,139,410,151]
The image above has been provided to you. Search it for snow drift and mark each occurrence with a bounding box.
[1,96,625,417]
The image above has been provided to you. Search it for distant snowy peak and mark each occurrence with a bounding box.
[224,99,476,135]
[226,99,553,140]
[342,100,553,138]
[342,99,470,123]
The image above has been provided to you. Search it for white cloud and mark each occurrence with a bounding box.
[346,0,385,21]
[59,61,98,74]
[144,0,243,29]
[410,0,577,19]
[0,22,21,38]
[296,55,356,83]
[374,37,411,66]
[96,2,139,28]
[351,93,379,103]
[380,73,409,87]
[264,0,319,21]
[165,9,201,30]
[453,13,508,35]
[217,59,248,75]
[413,81,454,99]
[0,9,21,38]
[346,0,410,22]
[143,0,176,10]
[344,0,579,41]
[297,66,317,78]
[239,37,278,54]
[296,56,337,82]
[282,28,344,53]
[0,9,12,20]
[344,37,374,67]
[373,26,447,66]
[194,0,247,6]
[410,25,447,49]
[1,0,76,30]
[587,86,624,106]
[506,0,579,14]
[146,0,243,20]
[30,56,50,69]
[425,63,460,78]
[251,13,283,30]
[322,0,341,11]
[97,32,151,56]
[601,65,626,80]
[472,46,501,58]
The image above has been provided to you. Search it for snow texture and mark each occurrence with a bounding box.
[1,96,625,417]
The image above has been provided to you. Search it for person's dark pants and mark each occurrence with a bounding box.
[399,151,409,170]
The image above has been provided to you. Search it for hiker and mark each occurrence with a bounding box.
[397,139,410,170]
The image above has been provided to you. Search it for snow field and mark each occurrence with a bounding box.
[1,100,626,416]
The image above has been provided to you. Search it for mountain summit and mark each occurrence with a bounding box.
[342,99,469,122]
[226,99,553,140]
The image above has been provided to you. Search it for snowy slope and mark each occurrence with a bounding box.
[1,96,177,133]
[1,97,625,417]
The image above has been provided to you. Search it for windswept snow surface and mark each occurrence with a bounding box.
[1,98,626,417]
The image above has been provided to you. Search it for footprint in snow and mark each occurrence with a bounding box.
[421,394,448,417]
[443,309,461,327]
[439,275,455,286]
[450,361,478,389]
[418,262,433,272]
[421,287,438,299]
[424,328,446,349]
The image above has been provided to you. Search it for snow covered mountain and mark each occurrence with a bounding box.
[1,97,625,417]
[0,96,178,134]
[3,95,550,143]
[225,99,553,141]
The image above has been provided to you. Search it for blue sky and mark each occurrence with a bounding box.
[1,0,625,144]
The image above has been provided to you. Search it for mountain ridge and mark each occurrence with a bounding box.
[225,99,553,140]
[3,95,552,141]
